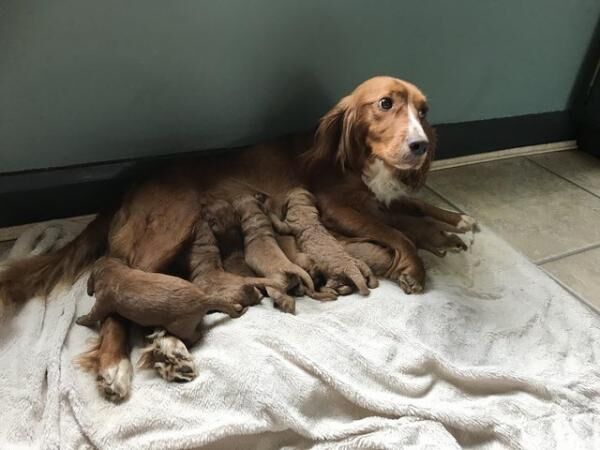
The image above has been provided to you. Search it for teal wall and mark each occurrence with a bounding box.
[1,0,598,172]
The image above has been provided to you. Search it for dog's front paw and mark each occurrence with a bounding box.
[456,214,477,232]
[97,357,133,402]
[397,273,424,294]
[388,257,425,294]
[138,330,197,382]
[421,231,468,257]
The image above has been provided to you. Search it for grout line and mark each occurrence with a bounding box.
[535,242,600,265]
[424,185,468,215]
[428,178,600,266]
[527,156,600,201]
[540,267,600,315]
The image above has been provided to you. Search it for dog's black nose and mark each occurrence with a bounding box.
[409,140,428,156]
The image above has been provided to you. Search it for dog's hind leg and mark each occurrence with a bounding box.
[84,181,201,398]
[75,315,133,402]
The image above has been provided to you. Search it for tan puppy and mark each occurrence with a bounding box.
[203,195,336,302]
[269,188,378,296]
[198,196,296,313]
[232,193,321,313]
[77,257,246,345]
[183,217,280,307]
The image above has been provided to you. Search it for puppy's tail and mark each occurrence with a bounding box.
[0,211,114,318]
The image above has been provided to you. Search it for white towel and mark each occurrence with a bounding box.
[1,223,599,449]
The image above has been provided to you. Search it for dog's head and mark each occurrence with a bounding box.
[303,76,436,194]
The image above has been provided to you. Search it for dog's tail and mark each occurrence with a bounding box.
[0,211,114,317]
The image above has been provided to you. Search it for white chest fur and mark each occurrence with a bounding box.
[362,159,410,206]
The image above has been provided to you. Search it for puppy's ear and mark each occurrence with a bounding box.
[253,192,268,204]
[303,95,358,173]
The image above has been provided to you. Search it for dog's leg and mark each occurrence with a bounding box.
[391,197,477,233]
[91,184,200,391]
[389,215,469,256]
[319,198,425,294]
[75,315,133,403]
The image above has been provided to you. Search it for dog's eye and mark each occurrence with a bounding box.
[378,97,393,110]
[418,107,428,119]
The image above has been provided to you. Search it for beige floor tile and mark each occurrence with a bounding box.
[542,247,600,310]
[427,157,600,262]
[530,151,600,196]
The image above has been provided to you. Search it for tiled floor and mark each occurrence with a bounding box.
[1,150,598,310]
[428,149,600,311]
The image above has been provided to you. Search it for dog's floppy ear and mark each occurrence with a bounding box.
[303,95,359,173]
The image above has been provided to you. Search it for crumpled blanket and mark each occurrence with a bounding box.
[0,222,598,449]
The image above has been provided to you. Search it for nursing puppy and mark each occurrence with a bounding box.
[269,188,378,296]
[183,216,279,307]
[77,257,247,345]
[197,195,296,313]
[278,233,397,285]
[232,193,321,313]
[204,194,337,302]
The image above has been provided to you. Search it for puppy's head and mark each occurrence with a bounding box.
[200,199,238,239]
[304,76,435,190]
[280,188,318,223]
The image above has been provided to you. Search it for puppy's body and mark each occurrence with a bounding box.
[270,188,377,296]
[278,232,397,280]
[77,257,245,345]
[233,193,320,313]
[183,218,274,308]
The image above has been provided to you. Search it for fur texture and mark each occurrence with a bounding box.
[77,257,247,345]
[269,188,378,296]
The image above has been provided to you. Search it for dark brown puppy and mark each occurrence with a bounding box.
[77,257,246,345]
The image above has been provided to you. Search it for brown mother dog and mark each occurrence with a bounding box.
[0,76,475,400]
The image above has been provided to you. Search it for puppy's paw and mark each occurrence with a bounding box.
[97,357,133,402]
[221,302,247,318]
[138,330,197,382]
[397,273,424,294]
[456,214,477,232]
[388,259,425,294]
[273,293,296,313]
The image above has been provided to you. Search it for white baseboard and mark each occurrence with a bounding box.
[431,140,577,171]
